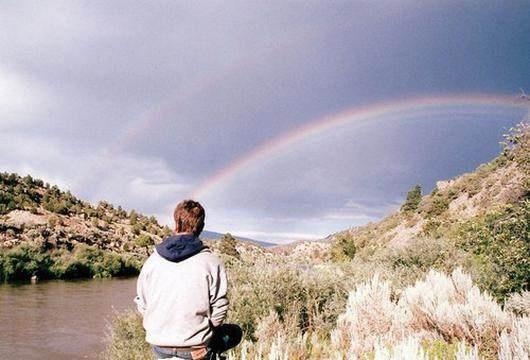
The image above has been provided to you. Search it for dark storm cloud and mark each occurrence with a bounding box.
[202,110,525,217]
[1,1,529,242]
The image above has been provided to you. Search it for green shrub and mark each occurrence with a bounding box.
[456,200,530,300]
[0,244,53,281]
[401,184,422,212]
[0,244,143,282]
[226,261,346,340]
[218,233,240,259]
[330,232,356,262]
[135,234,154,255]
[389,238,456,273]
[132,224,142,235]
[422,192,450,218]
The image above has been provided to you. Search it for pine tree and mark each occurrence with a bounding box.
[129,210,139,225]
[135,234,153,255]
[219,233,240,258]
[330,232,356,262]
[401,184,422,212]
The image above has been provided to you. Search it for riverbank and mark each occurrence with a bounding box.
[0,243,143,282]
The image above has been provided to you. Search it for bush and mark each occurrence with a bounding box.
[225,260,347,340]
[504,291,530,317]
[132,224,142,235]
[330,232,356,262]
[401,184,422,213]
[422,192,450,218]
[499,317,530,360]
[456,200,530,300]
[0,244,143,282]
[218,233,240,258]
[135,234,154,255]
[0,244,53,281]
[105,268,529,359]
[389,237,459,274]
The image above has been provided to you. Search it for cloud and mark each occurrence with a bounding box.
[198,109,524,242]
[322,212,378,222]
[128,177,188,202]
[0,130,192,217]
[0,64,53,128]
[1,1,529,244]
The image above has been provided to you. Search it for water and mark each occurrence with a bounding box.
[0,277,138,359]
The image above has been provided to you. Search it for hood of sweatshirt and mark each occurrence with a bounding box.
[155,234,206,262]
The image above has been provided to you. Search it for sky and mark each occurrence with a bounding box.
[1,1,529,243]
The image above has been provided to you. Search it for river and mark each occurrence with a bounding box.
[0,277,138,359]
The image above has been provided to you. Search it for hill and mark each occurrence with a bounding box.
[322,122,529,300]
[266,123,529,301]
[0,174,271,281]
[0,174,171,250]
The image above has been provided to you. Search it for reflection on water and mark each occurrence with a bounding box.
[0,277,137,359]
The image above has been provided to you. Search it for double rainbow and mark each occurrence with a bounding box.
[189,94,527,199]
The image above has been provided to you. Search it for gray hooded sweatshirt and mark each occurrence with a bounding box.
[134,234,228,347]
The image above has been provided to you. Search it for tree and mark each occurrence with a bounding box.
[22,175,33,187]
[219,233,240,258]
[161,226,173,238]
[132,223,142,235]
[330,232,356,262]
[135,234,154,255]
[401,184,422,212]
[129,210,139,225]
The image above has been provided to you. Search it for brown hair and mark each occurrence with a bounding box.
[173,200,205,236]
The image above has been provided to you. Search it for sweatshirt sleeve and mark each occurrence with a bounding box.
[209,262,229,327]
[134,261,149,316]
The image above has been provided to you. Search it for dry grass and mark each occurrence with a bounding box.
[505,291,530,317]
[220,268,529,359]
[103,266,529,359]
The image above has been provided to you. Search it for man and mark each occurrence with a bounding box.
[135,200,242,360]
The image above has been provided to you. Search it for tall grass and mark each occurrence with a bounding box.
[104,267,529,359]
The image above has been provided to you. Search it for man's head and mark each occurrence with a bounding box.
[173,200,205,236]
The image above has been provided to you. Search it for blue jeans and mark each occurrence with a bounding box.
[152,324,242,360]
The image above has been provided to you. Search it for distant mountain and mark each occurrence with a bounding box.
[201,230,276,248]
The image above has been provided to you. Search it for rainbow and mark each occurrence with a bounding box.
[189,93,527,199]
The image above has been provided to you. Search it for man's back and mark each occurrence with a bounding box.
[135,234,228,347]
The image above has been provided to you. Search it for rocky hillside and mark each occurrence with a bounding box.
[0,173,173,256]
[341,124,527,247]
[322,123,529,300]
[214,123,529,273]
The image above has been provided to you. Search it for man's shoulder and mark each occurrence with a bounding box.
[194,248,224,267]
